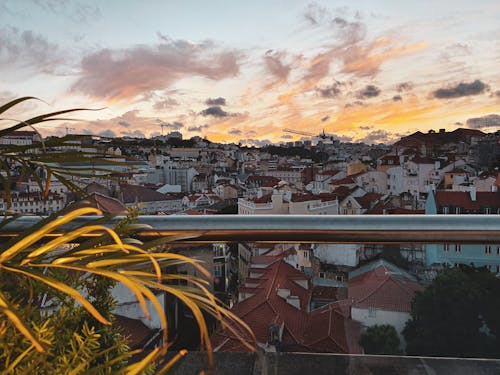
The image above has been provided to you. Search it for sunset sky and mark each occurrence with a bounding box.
[1,0,499,145]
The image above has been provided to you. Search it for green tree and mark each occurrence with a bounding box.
[403,265,500,358]
[359,325,401,355]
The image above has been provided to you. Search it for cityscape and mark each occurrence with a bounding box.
[1,0,500,373]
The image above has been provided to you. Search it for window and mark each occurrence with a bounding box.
[443,243,450,252]
[485,245,492,255]
[214,264,224,277]
[497,246,500,255]
[455,207,460,214]
[303,251,309,259]
[213,244,225,257]
[443,206,449,214]
[319,272,326,278]
[485,207,491,214]
[455,244,462,253]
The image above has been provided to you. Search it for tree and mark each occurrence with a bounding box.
[403,265,500,358]
[0,98,255,373]
[359,325,401,355]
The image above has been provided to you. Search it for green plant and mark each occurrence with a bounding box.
[0,98,256,373]
[359,324,401,355]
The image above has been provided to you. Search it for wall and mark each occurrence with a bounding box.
[351,307,410,346]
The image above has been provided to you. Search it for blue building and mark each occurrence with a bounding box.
[425,189,500,272]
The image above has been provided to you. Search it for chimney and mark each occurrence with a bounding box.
[439,128,446,133]
[470,186,476,201]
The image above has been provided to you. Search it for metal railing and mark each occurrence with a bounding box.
[1,214,500,244]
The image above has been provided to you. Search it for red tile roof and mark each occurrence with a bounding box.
[353,193,382,209]
[435,191,500,211]
[114,315,157,349]
[212,259,361,354]
[348,263,422,313]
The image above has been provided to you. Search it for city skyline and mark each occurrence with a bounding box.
[1,0,499,145]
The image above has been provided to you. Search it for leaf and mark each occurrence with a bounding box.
[0,291,44,352]
[2,265,111,326]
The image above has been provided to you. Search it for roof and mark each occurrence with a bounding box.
[435,191,500,210]
[120,184,173,203]
[73,192,127,214]
[212,259,361,354]
[352,193,382,210]
[348,260,422,313]
[114,315,158,349]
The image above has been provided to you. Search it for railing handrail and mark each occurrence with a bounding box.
[1,214,499,244]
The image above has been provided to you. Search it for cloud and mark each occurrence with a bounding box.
[360,125,372,130]
[72,35,241,100]
[246,130,257,136]
[396,82,413,92]
[337,135,353,142]
[160,121,183,130]
[392,95,402,101]
[187,124,209,132]
[321,116,330,122]
[264,50,292,86]
[433,79,488,99]
[344,100,365,108]
[229,128,242,135]
[118,120,130,127]
[98,129,116,138]
[200,106,239,118]
[317,81,342,98]
[0,27,65,74]
[205,97,226,106]
[495,91,500,97]
[466,114,500,129]
[238,138,272,147]
[358,129,394,144]
[153,97,178,110]
[281,134,293,139]
[357,85,381,99]
[32,0,101,24]
[303,3,329,25]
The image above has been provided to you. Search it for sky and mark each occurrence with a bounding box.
[1,0,499,145]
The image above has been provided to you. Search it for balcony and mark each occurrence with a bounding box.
[2,214,499,244]
[2,214,500,374]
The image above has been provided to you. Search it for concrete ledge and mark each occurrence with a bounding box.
[164,351,500,375]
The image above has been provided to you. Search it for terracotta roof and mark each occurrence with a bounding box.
[212,259,361,354]
[435,191,500,210]
[365,201,425,215]
[353,193,382,210]
[329,176,356,186]
[317,170,340,177]
[348,261,422,313]
[330,186,356,200]
[120,184,172,203]
[115,315,158,349]
[74,193,127,214]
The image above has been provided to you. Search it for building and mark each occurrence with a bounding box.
[348,259,423,347]
[212,258,362,353]
[425,190,500,272]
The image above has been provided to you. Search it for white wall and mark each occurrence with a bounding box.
[112,282,165,329]
[313,244,359,267]
[351,307,410,347]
